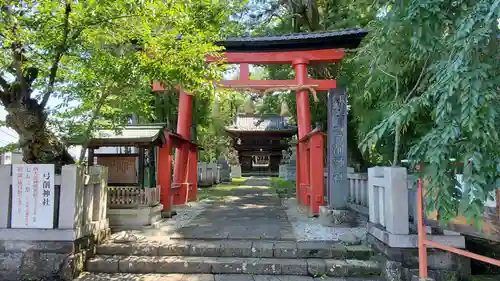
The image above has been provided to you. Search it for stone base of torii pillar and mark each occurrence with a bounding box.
[318,206,357,227]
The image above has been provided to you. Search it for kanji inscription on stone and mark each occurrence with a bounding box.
[327,88,348,209]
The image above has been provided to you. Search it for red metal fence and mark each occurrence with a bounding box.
[416,178,500,279]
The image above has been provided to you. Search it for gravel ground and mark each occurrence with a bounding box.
[15,273,64,281]
[283,198,367,242]
[171,201,210,228]
[109,201,209,242]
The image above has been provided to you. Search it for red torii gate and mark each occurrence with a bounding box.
[153,29,367,215]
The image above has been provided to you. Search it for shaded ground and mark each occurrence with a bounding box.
[108,177,366,243]
[172,177,295,240]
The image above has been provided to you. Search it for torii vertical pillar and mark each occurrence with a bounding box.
[293,58,312,205]
[173,90,193,204]
[158,140,172,213]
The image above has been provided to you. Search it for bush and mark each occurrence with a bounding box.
[270,178,295,198]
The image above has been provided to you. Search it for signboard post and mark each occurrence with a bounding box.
[11,164,55,229]
[327,88,349,209]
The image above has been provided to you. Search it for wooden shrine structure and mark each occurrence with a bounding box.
[153,28,367,215]
[225,113,297,176]
[84,124,166,188]
[82,124,200,212]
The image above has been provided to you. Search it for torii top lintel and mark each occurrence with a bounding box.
[211,28,367,64]
[152,28,367,92]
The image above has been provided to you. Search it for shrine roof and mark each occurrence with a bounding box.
[77,124,167,148]
[225,114,297,134]
[218,28,367,52]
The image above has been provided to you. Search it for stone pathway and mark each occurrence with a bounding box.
[107,177,367,243]
[81,178,382,281]
[171,178,295,240]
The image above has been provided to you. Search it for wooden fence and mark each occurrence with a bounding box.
[107,186,160,208]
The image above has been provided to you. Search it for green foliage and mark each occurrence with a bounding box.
[270,177,295,198]
[239,0,499,221]
[241,0,379,169]
[197,90,246,162]
[197,178,248,201]
[0,143,17,153]
[352,0,500,221]
[0,0,244,163]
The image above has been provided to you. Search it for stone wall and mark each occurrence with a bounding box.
[368,234,470,281]
[365,166,471,281]
[0,228,109,281]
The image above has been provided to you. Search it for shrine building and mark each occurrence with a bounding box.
[225,113,297,177]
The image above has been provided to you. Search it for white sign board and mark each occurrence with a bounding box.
[11,164,55,228]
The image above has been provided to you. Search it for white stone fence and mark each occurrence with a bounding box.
[0,164,108,241]
[348,173,369,212]
[279,165,287,178]
[230,164,242,178]
[198,162,220,186]
[108,186,160,208]
[368,167,409,235]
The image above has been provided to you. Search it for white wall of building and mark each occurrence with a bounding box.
[0,152,24,165]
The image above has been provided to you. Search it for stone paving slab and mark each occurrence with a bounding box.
[181,275,216,281]
[214,274,254,281]
[324,259,381,277]
[96,239,374,260]
[87,255,381,277]
[101,178,369,245]
[313,276,386,281]
[253,276,314,281]
[75,273,188,281]
[171,179,295,240]
[75,273,385,281]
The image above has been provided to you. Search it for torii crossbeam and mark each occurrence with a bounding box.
[153,28,367,215]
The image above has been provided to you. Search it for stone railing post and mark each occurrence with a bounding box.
[0,165,10,228]
[89,165,108,223]
[231,164,242,178]
[199,162,207,183]
[368,166,409,235]
[58,165,84,231]
[384,167,409,235]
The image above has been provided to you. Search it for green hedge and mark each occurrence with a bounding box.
[270,178,296,198]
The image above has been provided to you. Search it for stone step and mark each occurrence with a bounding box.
[76,272,387,281]
[86,255,382,277]
[97,240,373,259]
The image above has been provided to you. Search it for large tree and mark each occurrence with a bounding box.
[0,0,241,166]
[354,0,499,220]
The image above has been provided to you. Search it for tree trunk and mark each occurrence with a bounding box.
[4,98,74,169]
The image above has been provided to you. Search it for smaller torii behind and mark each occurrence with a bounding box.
[153,29,367,215]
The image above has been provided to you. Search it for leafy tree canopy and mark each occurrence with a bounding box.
[0,0,243,166]
[353,0,500,221]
